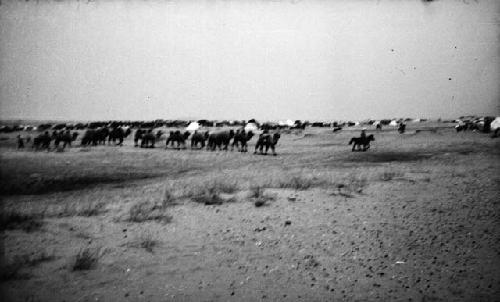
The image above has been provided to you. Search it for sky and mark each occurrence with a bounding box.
[0,0,499,122]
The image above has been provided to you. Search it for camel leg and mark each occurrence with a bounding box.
[254,143,260,154]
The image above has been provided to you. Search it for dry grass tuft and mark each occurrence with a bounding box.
[128,200,173,223]
[1,251,56,281]
[380,170,404,181]
[0,211,44,232]
[72,247,101,271]
[248,185,276,207]
[127,231,159,253]
[162,186,178,207]
[186,180,238,205]
[249,185,264,199]
[332,174,368,197]
[191,186,226,205]
[73,201,107,217]
[48,201,107,218]
[278,175,315,190]
[138,232,158,253]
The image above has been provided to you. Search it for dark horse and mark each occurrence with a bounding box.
[232,130,254,152]
[254,132,280,156]
[349,134,374,151]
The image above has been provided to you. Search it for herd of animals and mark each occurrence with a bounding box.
[13,116,500,155]
[22,127,284,155]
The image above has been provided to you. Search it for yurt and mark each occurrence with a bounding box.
[186,121,200,131]
[244,123,258,132]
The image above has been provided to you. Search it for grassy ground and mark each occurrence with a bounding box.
[1,124,499,301]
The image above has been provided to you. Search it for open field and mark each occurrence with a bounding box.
[1,125,499,301]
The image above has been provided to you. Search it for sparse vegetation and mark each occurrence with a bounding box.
[1,251,56,281]
[187,180,237,205]
[43,200,108,218]
[191,186,226,205]
[332,174,368,197]
[72,247,101,271]
[249,185,264,199]
[1,125,499,301]
[380,170,404,181]
[278,175,316,190]
[137,232,158,253]
[0,211,43,232]
[128,200,173,223]
[161,186,178,207]
[248,185,275,207]
[140,236,157,253]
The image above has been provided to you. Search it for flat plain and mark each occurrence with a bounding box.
[1,124,499,302]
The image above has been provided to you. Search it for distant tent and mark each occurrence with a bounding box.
[285,119,294,127]
[244,123,258,132]
[389,120,398,126]
[186,122,200,131]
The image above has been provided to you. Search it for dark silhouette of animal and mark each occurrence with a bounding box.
[96,127,109,145]
[232,130,254,152]
[156,130,164,140]
[108,127,128,146]
[166,131,190,149]
[56,130,77,149]
[134,129,144,147]
[33,132,52,150]
[190,131,209,149]
[17,135,24,149]
[81,129,96,146]
[141,130,156,148]
[52,130,60,147]
[349,134,375,151]
[81,128,109,146]
[254,132,281,155]
[398,123,406,134]
[207,130,235,151]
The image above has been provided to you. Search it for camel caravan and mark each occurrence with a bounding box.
[10,115,500,155]
[20,123,282,155]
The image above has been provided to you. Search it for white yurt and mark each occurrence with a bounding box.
[389,120,398,126]
[186,122,200,131]
[244,123,258,132]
